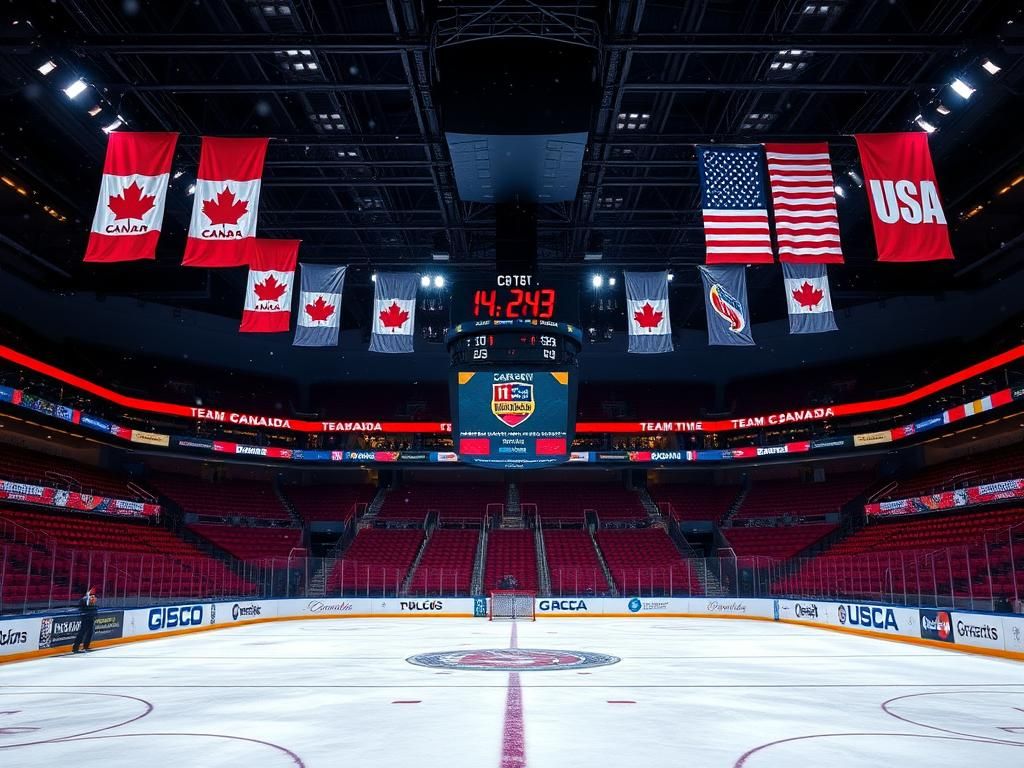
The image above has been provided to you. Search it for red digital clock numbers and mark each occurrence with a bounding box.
[473,288,556,319]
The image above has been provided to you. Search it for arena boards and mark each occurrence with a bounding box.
[3,596,1024,664]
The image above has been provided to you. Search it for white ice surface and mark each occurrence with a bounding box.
[1,618,1023,767]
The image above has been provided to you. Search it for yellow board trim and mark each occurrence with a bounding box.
[550,371,569,385]
[458,372,475,385]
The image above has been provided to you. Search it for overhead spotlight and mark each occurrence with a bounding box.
[63,78,87,99]
[371,273,377,283]
[608,277,617,287]
[846,169,863,187]
[935,103,951,116]
[420,274,431,288]
[583,251,602,261]
[914,114,937,133]
[87,105,102,117]
[431,251,449,262]
[433,275,445,289]
[173,170,185,179]
[186,183,196,195]
[37,60,57,76]
[101,117,123,134]
[981,59,1001,75]
[592,275,604,288]
[950,78,975,99]
[666,272,674,282]
[834,184,846,198]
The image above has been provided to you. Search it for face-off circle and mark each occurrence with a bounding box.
[407,648,620,672]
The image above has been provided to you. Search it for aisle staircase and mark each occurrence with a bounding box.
[471,526,489,595]
[401,526,435,595]
[534,525,551,595]
[589,529,618,596]
[635,486,663,523]
[719,479,752,526]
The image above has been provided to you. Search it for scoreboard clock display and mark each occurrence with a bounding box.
[450,276,579,325]
[447,275,580,470]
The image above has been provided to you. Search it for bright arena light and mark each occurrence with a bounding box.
[62,78,87,99]
[420,274,431,288]
[915,114,937,133]
[433,275,445,288]
[950,77,975,99]
[981,59,1001,75]
[592,274,603,288]
[37,60,57,76]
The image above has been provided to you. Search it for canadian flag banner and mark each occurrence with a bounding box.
[782,263,838,335]
[293,264,346,347]
[855,132,953,262]
[369,272,417,353]
[183,136,269,267]
[239,239,299,333]
[84,132,179,263]
[624,271,673,354]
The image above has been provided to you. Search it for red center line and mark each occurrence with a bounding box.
[500,621,526,768]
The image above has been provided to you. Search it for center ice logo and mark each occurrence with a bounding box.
[491,382,535,428]
[407,648,620,672]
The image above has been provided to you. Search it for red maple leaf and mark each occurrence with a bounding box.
[633,302,664,330]
[254,274,287,303]
[378,301,410,329]
[202,187,249,226]
[791,281,824,309]
[305,296,335,323]
[107,180,155,221]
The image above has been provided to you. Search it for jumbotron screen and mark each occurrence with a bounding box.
[451,370,574,469]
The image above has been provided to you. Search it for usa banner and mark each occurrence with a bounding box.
[293,264,346,347]
[782,263,838,335]
[239,239,298,333]
[369,272,417,353]
[624,271,672,354]
[854,132,953,262]
[697,145,774,264]
[183,137,269,267]
[698,265,754,346]
[765,142,844,263]
[84,132,178,263]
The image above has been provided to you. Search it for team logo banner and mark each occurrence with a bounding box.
[369,272,417,353]
[183,136,269,267]
[85,132,179,263]
[239,239,298,333]
[624,271,672,354]
[782,263,838,334]
[698,265,754,346]
[855,132,953,262]
[697,145,774,264]
[293,264,346,347]
[491,381,535,427]
[765,142,843,263]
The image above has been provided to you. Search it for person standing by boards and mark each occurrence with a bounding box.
[72,586,98,653]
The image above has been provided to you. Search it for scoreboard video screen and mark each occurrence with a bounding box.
[451,369,574,469]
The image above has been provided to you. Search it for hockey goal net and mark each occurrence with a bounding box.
[489,590,536,621]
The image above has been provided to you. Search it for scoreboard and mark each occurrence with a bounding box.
[448,275,580,470]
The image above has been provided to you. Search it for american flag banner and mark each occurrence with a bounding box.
[697,145,774,264]
[765,142,844,264]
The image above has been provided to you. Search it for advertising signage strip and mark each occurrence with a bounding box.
[0,478,160,518]
[865,478,1024,519]
[2,343,1024,436]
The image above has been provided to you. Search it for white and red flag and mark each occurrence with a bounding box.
[84,132,178,263]
[183,136,269,267]
[855,132,953,262]
[239,239,298,333]
[624,271,672,354]
[765,142,844,264]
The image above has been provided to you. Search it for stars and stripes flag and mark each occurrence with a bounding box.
[696,145,774,264]
[765,143,844,264]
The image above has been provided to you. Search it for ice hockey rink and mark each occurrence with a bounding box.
[1,617,1023,768]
